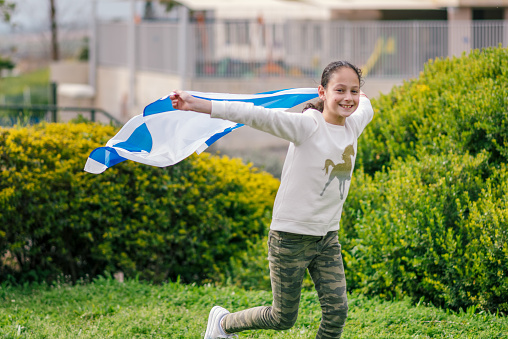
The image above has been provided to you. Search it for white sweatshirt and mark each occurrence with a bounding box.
[211,95,374,236]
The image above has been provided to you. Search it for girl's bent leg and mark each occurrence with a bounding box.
[222,231,312,333]
[308,231,348,339]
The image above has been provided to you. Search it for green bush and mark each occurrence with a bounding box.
[357,46,508,175]
[342,152,508,311]
[0,55,14,71]
[0,122,279,285]
[340,46,508,312]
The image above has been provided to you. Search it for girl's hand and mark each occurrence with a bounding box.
[170,90,212,114]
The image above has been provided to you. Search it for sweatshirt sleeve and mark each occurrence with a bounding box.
[211,100,318,145]
[347,94,374,137]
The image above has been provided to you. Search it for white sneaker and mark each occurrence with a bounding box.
[204,306,238,339]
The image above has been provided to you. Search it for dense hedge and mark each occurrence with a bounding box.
[341,153,508,312]
[0,122,279,285]
[357,46,507,175]
[340,46,508,312]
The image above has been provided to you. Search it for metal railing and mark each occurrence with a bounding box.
[0,104,121,127]
[97,19,508,80]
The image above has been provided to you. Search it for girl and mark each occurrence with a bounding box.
[170,61,374,339]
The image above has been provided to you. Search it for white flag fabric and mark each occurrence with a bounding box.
[84,88,318,174]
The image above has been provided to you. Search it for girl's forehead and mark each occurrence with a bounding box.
[329,68,360,86]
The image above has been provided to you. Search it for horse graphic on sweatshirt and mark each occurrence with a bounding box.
[320,144,355,198]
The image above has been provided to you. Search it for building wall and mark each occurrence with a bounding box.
[447,7,473,57]
[94,66,131,122]
[135,70,181,112]
[92,66,181,121]
[50,61,95,121]
[50,61,89,84]
[94,71,402,121]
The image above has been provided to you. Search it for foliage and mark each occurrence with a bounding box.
[357,46,508,175]
[339,46,508,312]
[0,0,15,22]
[161,0,183,12]
[341,152,508,312]
[0,122,279,285]
[77,37,89,61]
[1,277,507,338]
[0,55,14,71]
[226,234,271,290]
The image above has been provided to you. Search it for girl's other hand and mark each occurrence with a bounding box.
[170,90,212,114]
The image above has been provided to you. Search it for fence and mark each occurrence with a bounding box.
[0,104,121,127]
[97,19,508,80]
[0,83,120,127]
[0,29,88,60]
[0,84,51,106]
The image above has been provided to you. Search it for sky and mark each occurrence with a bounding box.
[0,0,144,33]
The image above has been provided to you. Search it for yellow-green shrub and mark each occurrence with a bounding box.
[357,46,508,175]
[340,46,508,312]
[0,122,279,285]
[342,152,508,311]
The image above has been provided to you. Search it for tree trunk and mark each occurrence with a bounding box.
[50,0,59,61]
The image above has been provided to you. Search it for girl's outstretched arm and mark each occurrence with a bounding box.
[170,90,212,114]
[171,90,317,144]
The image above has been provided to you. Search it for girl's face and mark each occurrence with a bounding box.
[318,67,360,126]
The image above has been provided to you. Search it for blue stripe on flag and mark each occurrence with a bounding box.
[255,89,291,95]
[143,97,177,116]
[88,147,127,168]
[243,94,317,109]
[112,122,152,153]
[204,123,243,147]
[143,91,317,117]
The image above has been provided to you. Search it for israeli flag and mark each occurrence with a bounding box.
[84,88,318,174]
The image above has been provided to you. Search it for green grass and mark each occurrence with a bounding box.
[0,67,51,124]
[1,277,507,338]
[0,68,50,97]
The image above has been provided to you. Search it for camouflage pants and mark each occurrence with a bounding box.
[222,230,348,339]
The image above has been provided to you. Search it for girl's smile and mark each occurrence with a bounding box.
[339,103,355,110]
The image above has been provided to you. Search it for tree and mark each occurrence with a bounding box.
[49,0,59,61]
[0,0,15,22]
[0,0,15,73]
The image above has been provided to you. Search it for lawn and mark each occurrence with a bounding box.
[0,276,507,338]
[0,68,50,97]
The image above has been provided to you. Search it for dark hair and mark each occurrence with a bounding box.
[303,61,363,112]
